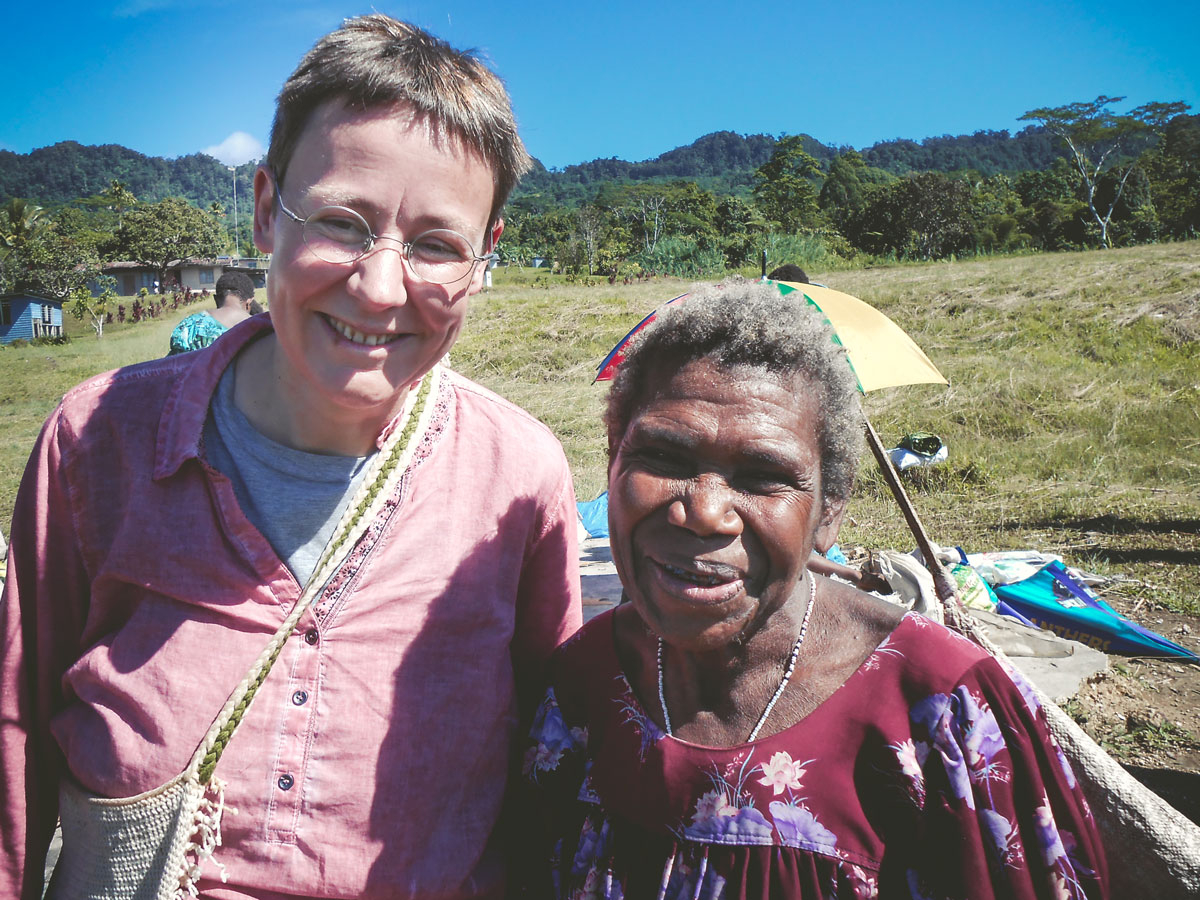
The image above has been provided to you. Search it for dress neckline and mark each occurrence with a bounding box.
[600,607,919,752]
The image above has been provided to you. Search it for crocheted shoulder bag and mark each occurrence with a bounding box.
[46,367,440,900]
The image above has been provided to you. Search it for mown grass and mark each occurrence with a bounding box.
[3,243,1198,616]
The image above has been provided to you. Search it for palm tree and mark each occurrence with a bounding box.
[1,198,48,251]
[103,179,137,229]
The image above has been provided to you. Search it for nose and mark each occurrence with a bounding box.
[347,242,413,309]
[666,475,742,537]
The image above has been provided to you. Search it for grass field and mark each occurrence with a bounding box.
[3,243,1198,619]
[458,242,1200,618]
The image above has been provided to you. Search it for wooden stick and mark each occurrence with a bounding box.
[862,417,961,605]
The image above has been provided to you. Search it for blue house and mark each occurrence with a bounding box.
[0,293,65,345]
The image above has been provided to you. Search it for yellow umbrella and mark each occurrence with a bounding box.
[595,280,948,395]
[772,280,948,394]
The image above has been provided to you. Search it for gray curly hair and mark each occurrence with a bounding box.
[605,278,864,503]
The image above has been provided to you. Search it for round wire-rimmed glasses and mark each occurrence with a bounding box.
[272,180,496,284]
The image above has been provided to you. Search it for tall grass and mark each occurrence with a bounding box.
[3,242,1197,612]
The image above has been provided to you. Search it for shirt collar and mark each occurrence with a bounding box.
[155,313,274,480]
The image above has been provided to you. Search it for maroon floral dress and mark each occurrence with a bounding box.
[525,611,1108,899]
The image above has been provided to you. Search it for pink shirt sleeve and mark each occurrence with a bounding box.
[1,405,90,899]
[511,457,582,715]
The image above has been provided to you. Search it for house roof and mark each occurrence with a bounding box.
[102,257,267,272]
[0,292,63,305]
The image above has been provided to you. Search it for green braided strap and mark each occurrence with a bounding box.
[314,372,433,577]
[194,369,438,785]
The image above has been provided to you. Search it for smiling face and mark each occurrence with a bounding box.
[251,99,501,452]
[608,356,846,652]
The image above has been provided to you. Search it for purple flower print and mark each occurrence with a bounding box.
[768,801,838,854]
[1033,802,1068,867]
[527,688,582,780]
[613,676,666,761]
[570,815,610,877]
[685,801,775,844]
[910,692,953,736]
[910,686,1012,808]
[981,808,1021,867]
[955,687,1006,771]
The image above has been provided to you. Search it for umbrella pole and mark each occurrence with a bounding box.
[862,416,960,604]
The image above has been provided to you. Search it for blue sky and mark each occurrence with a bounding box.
[4,1,1197,170]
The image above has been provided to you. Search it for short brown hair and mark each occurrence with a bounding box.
[267,14,532,225]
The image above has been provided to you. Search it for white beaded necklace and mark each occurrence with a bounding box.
[657,574,817,743]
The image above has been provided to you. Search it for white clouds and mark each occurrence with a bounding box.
[202,131,265,166]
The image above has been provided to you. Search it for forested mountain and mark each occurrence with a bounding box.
[860,126,1062,175]
[3,104,1194,294]
[0,142,253,209]
[0,127,1062,211]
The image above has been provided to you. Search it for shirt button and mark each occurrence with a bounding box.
[292,690,309,706]
[278,774,294,791]
[303,629,318,645]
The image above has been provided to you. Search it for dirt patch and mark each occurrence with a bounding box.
[1065,604,1200,823]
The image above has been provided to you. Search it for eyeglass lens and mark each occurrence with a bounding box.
[302,207,480,284]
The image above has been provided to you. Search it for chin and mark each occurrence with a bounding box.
[638,600,757,652]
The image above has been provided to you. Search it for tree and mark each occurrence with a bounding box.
[70,280,117,338]
[715,196,767,268]
[0,198,50,292]
[10,226,102,300]
[102,179,138,228]
[818,150,894,229]
[1,198,48,252]
[752,136,823,233]
[114,197,227,287]
[1141,113,1200,239]
[847,173,975,260]
[1020,96,1191,247]
[574,204,608,275]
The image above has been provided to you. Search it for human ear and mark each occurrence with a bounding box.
[466,218,505,296]
[252,166,276,255]
[812,498,848,554]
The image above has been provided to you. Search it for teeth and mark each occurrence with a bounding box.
[329,316,398,346]
[664,564,724,586]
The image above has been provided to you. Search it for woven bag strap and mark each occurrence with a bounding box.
[189,367,441,784]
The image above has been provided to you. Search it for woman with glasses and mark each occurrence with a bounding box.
[1,16,581,900]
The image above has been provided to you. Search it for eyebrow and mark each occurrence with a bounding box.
[628,423,802,472]
[296,186,484,241]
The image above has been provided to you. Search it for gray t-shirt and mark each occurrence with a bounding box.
[203,364,374,586]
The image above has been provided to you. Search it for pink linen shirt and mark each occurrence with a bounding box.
[0,317,582,899]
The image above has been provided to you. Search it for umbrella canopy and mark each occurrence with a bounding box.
[594,280,948,393]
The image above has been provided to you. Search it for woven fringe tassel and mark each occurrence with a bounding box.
[656,842,678,900]
[175,777,232,898]
[691,845,709,900]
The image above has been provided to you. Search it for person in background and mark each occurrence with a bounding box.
[767,262,809,283]
[2,15,581,899]
[524,279,1107,899]
[167,270,255,355]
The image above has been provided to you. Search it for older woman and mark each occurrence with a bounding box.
[525,280,1107,899]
